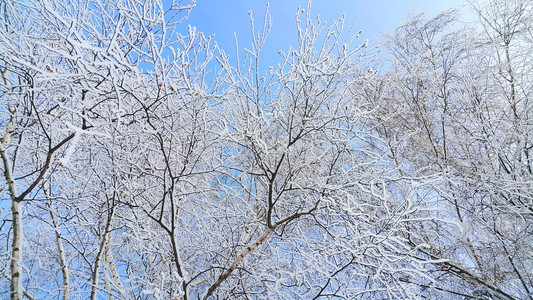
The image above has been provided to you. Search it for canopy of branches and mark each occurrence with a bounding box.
[0,0,531,299]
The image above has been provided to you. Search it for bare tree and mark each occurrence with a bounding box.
[0,0,197,298]
[1,0,531,299]
[377,1,533,298]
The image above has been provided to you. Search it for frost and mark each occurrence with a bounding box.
[59,132,80,167]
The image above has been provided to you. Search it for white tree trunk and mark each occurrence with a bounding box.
[48,200,69,300]
[1,104,22,300]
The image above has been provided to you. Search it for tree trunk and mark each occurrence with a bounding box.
[48,200,69,300]
[10,198,22,300]
[1,105,22,300]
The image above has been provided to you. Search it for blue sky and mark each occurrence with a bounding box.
[178,0,469,61]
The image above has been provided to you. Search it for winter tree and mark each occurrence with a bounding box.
[376,0,532,298]
[1,0,531,299]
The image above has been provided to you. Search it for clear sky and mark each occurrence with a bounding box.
[183,1,468,47]
[172,0,471,69]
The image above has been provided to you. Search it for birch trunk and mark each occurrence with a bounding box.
[90,208,115,300]
[46,193,69,300]
[103,230,125,297]
[1,103,22,300]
